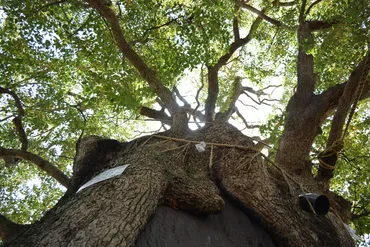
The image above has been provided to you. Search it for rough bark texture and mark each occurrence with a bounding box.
[0,215,29,242]
[275,18,316,178]
[2,122,354,247]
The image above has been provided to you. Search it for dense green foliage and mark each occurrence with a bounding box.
[0,0,369,244]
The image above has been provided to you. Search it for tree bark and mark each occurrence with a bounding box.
[2,123,354,247]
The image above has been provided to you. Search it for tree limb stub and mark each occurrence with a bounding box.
[86,0,179,114]
[0,147,70,188]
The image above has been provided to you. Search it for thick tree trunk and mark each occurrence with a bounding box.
[275,96,319,178]
[2,123,354,247]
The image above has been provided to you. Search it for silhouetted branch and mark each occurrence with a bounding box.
[299,0,307,23]
[0,87,28,155]
[236,109,261,129]
[67,13,94,38]
[0,87,24,117]
[173,86,190,107]
[233,8,240,41]
[205,16,263,121]
[238,99,258,109]
[0,147,70,188]
[305,0,323,15]
[140,106,172,125]
[242,85,281,106]
[129,15,186,46]
[236,1,282,27]
[272,0,296,7]
[193,71,205,127]
[352,210,370,220]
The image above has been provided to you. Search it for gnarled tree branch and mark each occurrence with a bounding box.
[205,16,263,121]
[242,84,281,106]
[86,0,179,114]
[193,70,205,127]
[0,147,70,188]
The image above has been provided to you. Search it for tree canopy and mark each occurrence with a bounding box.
[0,0,369,245]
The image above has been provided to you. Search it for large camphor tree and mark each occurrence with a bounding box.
[0,0,369,246]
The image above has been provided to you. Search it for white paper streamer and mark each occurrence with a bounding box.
[195,141,206,152]
[77,164,130,193]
